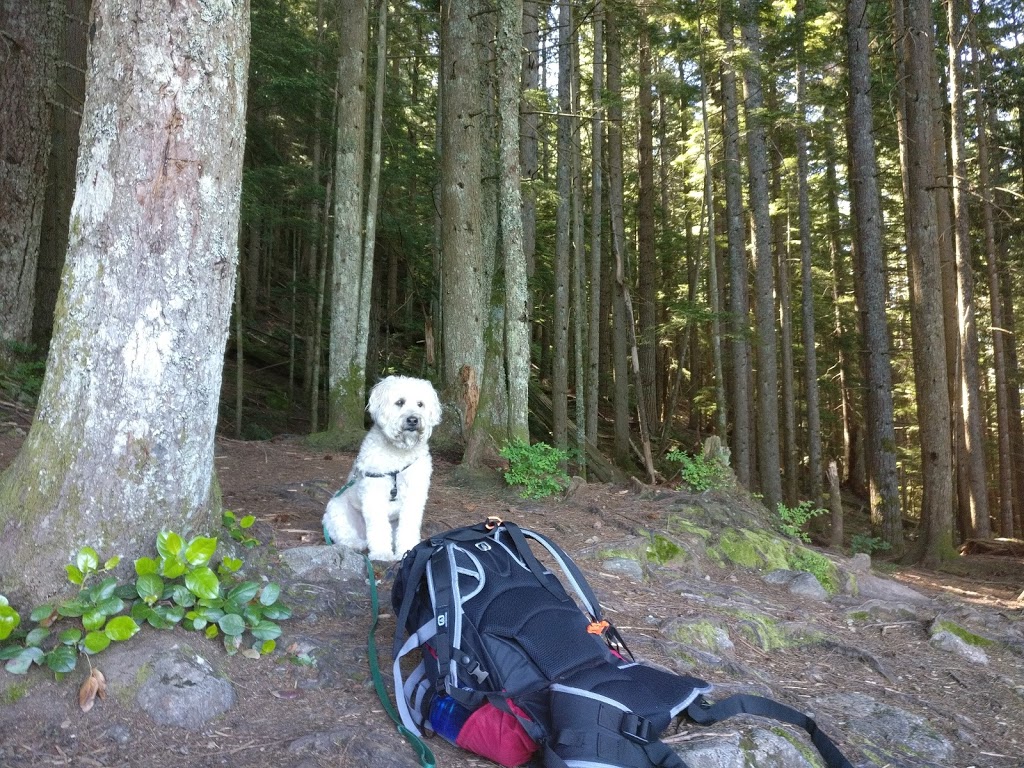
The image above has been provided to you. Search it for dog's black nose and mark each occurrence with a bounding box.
[405,414,420,429]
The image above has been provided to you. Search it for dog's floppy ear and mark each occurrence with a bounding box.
[425,385,443,427]
[366,376,394,416]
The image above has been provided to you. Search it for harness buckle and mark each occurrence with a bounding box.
[620,712,653,744]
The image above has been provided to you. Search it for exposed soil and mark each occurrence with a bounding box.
[1,421,1023,768]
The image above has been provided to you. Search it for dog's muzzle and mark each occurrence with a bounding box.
[403,414,422,432]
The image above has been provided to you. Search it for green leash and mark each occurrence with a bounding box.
[364,555,437,768]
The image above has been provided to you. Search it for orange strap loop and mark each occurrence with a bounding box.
[587,620,610,635]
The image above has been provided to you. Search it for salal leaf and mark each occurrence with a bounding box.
[45,646,78,674]
[136,574,164,605]
[228,581,259,605]
[25,627,50,647]
[259,583,281,606]
[104,616,140,642]
[185,567,220,600]
[185,536,217,567]
[218,613,245,637]
[5,647,44,674]
[0,605,20,640]
[76,547,100,574]
[82,631,111,654]
[250,621,281,642]
[157,531,184,560]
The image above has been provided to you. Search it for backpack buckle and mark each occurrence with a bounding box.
[620,712,653,744]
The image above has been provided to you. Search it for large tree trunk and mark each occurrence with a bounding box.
[719,6,754,489]
[740,0,782,511]
[847,0,904,554]
[945,0,990,538]
[0,0,61,355]
[0,0,249,605]
[499,0,530,443]
[439,0,487,449]
[328,0,369,435]
[902,0,955,565]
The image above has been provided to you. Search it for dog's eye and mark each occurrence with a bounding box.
[396,398,405,407]
[417,401,424,408]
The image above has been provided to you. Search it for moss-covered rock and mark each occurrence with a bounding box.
[716,528,792,571]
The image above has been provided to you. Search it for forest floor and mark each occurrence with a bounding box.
[1,405,1024,767]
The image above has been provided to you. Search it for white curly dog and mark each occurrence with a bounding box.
[323,375,442,561]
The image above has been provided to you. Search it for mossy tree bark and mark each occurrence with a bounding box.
[0,0,249,606]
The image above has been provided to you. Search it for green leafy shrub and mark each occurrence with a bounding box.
[776,500,826,543]
[499,440,571,498]
[790,547,839,594]
[0,341,45,403]
[223,510,260,547]
[0,529,291,678]
[665,450,728,492]
[850,533,892,556]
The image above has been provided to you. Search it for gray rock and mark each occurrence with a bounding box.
[788,571,830,600]
[765,569,830,600]
[134,645,235,730]
[930,630,989,665]
[675,727,820,768]
[813,692,953,763]
[601,557,645,581]
[847,553,872,573]
[280,544,367,581]
[853,571,933,604]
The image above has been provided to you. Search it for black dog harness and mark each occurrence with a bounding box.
[333,462,415,502]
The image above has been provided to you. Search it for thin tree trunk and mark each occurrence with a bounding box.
[824,127,864,496]
[356,0,387,384]
[740,0,782,511]
[719,6,753,488]
[828,461,844,549]
[637,23,659,432]
[571,25,587,471]
[587,1,604,449]
[795,0,823,504]
[606,5,631,468]
[772,150,798,507]
[700,31,727,439]
[971,4,1013,535]
[552,0,572,453]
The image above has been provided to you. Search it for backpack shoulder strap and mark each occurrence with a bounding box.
[514,524,604,618]
[687,694,854,768]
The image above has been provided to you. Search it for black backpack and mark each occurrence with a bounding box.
[390,518,854,768]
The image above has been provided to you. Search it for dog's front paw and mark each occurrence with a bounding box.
[367,549,398,562]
